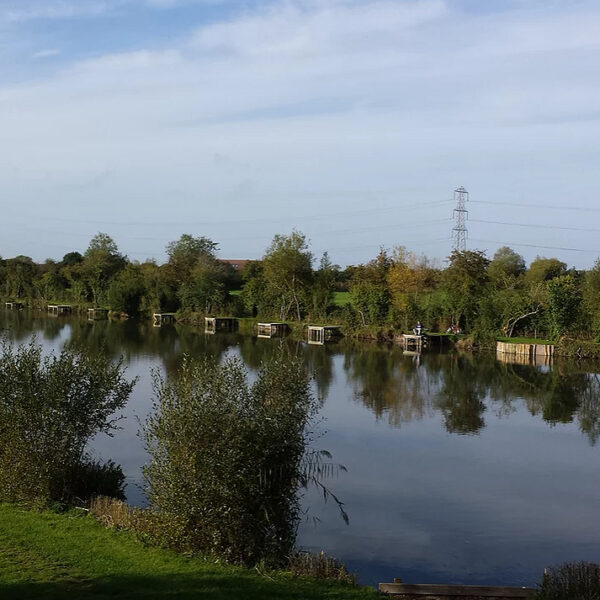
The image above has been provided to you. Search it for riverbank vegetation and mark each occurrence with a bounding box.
[0,504,376,600]
[0,341,134,506]
[2,231,600,349]
[0,341,358,594]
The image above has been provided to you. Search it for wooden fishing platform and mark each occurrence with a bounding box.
[379,581,535,598]
[307,325,342,345]
[257,322,289,338]
[402,334,424,351]
[153,312,176,326]
[496,341,554,360]
[5,302,24,310]
[204,317,238,334]
[88,308,108,320]
[48,304,72,316]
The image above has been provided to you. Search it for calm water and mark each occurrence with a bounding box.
[3,310,600,587]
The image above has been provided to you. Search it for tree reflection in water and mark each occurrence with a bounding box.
[3,309,600,445]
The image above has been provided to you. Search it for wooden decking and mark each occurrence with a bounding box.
[153,313,176,326]
[307,325,342,345]
[48,304,72,316]
[205,317,238,334]
[402,334,424,351]
[379,581,535,598]
[88,308,109,320]
[496,341,554,362]
[5,302,24,310]
[257,322,289,338]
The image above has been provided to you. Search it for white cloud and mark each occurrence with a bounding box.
[0,0,599,264]
[31,48,61,59]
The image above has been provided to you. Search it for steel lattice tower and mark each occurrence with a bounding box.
[452,186,469,252]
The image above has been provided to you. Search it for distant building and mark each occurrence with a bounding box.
[220,259,252,271]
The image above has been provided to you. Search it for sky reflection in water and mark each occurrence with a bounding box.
[2,310,600,587]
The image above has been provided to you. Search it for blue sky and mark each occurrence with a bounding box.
[1,0,599,266]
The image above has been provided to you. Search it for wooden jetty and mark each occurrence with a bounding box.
[496,341,554,360]
[402,334,424,351]
[5,301,24,310]
[47,304,72,316]
[379,581,535,598]
[257,322,289,338]
[88,308,108,320]
[153,312,176,327]
[307,325,342,345]
[204,317,238,334]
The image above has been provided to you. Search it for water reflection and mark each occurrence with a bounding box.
[3,310,600,444]
[4,309,600,586]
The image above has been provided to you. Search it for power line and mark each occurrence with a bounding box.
[19,199,453,229]
[471,200,600,213]
[470,219,600,234]
[469,238,600,255]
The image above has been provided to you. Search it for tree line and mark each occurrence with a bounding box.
[2,230,600,341]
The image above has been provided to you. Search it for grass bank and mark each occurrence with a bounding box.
[0,504,378,600]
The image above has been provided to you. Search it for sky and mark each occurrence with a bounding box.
[1,0,599,267]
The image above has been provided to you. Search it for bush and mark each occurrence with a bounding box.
[537,562,600,599]
[142,354,318,565]
[0,340,135,505]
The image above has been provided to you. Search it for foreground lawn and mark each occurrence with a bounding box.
[0,505,377,600]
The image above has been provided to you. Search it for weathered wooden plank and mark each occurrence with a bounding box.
[378,583,535,597]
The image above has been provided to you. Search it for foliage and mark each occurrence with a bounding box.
[537,562,600,600]
[441,250,490,331]
[488,246,526,285]
[0,340,135,505]
[261,231,313,321]
[547,275,582,339]
[143,354,318,565]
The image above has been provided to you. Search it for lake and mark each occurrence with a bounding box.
[2,309,600,588]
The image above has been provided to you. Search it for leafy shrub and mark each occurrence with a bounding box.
[538,562,600,599]
[142,354,318,565]
[0,340,135,505]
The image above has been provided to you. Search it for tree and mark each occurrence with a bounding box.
[262,231,313,321]
[547,274,582,339]
[441,250,490,331]
[488,246,525,286]
[349,249,391,326]
[526,256,567,284]
[82,233,126,305]
[165,234,218,281]
[312,252,339,319]
[143,355,318,564]
[0,341,135,505]
[107,263,146,315]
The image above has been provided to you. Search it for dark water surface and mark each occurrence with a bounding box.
[3,310,600,587]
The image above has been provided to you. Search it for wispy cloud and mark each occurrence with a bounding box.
[31,49,61,59]
[0,0,599,264]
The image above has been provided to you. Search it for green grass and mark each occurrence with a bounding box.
[333,292,351,307]
[229,290,242,296]
[497,336,554,345]
[0,505,377,600]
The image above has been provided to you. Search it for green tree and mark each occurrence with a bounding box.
[311,252,339,319]
[526,256,567,284]
[262,231,313,321]
[488,246,526,286]
[82,233,126,306]
[143,355,318,565]
[0,341,135,505]
[441,250,490,331]
[547,274,582,339]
